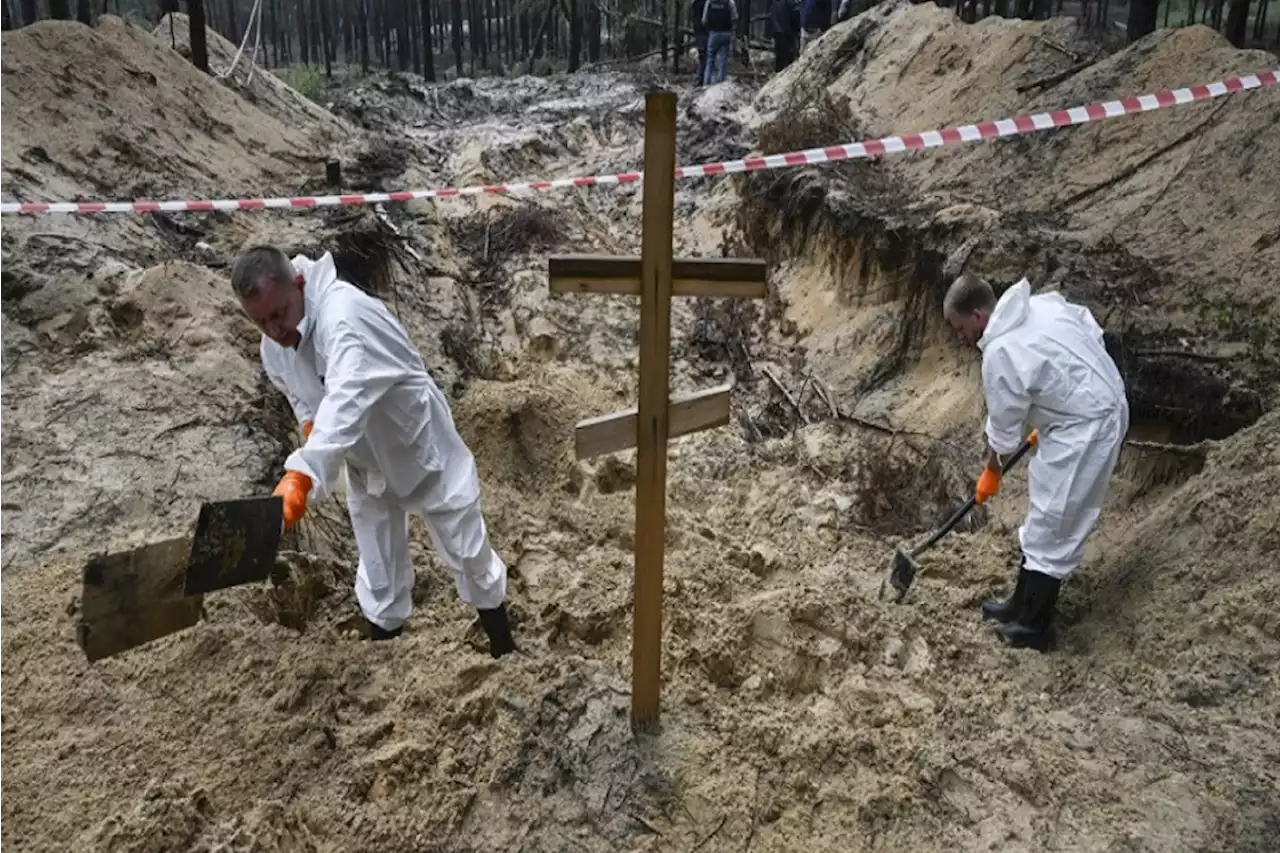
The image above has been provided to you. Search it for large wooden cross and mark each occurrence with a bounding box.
[547,90,767,734]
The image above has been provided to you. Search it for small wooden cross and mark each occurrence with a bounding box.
[547,90,767,735]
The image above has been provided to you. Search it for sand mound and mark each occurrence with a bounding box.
[153,13,355,149]
[1,17,331,207]
[740,1,1280,452]
[0,260,292,568]
[758,2,1280,300]
[452,370,615,498]
[1081,409,1280,682]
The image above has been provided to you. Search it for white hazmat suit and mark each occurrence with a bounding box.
[260,252,507,630]
[978,279,1129,581]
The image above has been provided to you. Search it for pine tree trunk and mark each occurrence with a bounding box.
[381,0,392,66]
[269,0,280,64]
[587,0,600,61]
[76,0,90,24]
[1126,0,1159,39]
[49,0,70,19]
[360,0,371,69]
[409,0,420,73]
[1222,0,1247,43]
[451,0,465,76]
[318,0,333,75]
[189,0,211,71]
[299,0,311,62]
[421,0,436,79]
[568,0,581,70]
[342,0,351,60]
[526,0,553,72]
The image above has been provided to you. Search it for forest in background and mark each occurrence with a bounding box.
[3,0,1276,91]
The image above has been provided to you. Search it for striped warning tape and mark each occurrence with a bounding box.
[2,69,1276,216]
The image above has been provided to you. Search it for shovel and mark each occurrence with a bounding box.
[880,429,1039,603]
[183,496,284,596]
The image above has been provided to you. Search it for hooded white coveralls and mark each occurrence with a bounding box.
[260,253,507,629]
[978,279,1129,581]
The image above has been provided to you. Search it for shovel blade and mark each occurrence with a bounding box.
[886,547,921,602]
[77,536,203,662]
[183,496,283,596]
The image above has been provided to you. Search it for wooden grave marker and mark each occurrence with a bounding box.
[547,90,767,734]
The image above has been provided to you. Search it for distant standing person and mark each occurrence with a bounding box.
[769,0,801,72]
[800,0,831,52]
[702,0,738,85]
[943,274,1129,652]
[691,0,710,87]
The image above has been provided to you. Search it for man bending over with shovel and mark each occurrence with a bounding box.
[231,246,516,657]
[944,274,1128,651]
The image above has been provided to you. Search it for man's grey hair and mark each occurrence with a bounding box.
[942,273,996,318]
[230,245,294,298]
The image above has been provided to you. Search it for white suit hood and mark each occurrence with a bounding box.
[977,278,1031,353]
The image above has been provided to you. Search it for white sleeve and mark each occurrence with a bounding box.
[282,317,401,499]
[981,343,1034,456]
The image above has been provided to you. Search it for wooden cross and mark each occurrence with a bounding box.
[547,90,767,734]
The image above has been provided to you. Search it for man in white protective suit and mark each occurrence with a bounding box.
[943,274,1129,652]
[230,245,516,656]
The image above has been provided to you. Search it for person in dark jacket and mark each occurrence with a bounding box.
[702,0,738,84]
[800,0,830,52]
[691,0,710,87]
[769,0,801,72]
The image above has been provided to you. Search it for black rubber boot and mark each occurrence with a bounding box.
[365,619,403,641]
[477,604,517,659]
[981,558,1029,623]
[994,569,1060,652]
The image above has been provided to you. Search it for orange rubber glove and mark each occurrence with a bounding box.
[273,471,313,529]
[976,469,1001,505]
[301,421,313,439]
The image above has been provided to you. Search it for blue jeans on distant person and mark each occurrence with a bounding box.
[705,30,732,84]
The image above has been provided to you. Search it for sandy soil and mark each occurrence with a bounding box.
[3,6,1279,853]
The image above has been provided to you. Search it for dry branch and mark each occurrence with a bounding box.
[761,365,808,425]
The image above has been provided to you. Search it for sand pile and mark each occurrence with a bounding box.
[0,18,333,208]
[153,12,356,151]
[756,1,1280,300]
[0,261,286,566]
[1081,408,1280,682]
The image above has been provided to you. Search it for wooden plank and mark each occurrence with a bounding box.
[632,90,678,735]
[76,537,203,662]
[573,384,733,460]
[549,255,767,299]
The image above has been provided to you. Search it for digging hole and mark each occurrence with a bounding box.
[244,552,355,631]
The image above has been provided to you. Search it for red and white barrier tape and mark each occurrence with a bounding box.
[2,69,1276,216]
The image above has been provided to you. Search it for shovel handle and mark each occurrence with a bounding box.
[908,432,1038,559]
